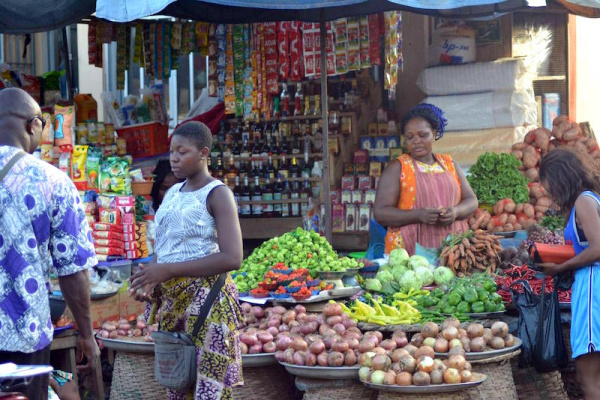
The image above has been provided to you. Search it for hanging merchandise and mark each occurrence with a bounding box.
[397,13,404,72]
[359,16,370,68]
[224,25,236,114]
[252,23,261,118]
[384,11,401,100]
[195,22,209,54]
[242,24,255,121]
[302,23,316,77]
[259,24,268,117]
[88,22,99,67]
[263,23,278,96]
[163,23,172,79]
[116,25,126,90]
[142,24,154,77]
[233,24,245,117]
[212,23,223,99]
[133,23,143,64]
[171,22,182,71]
[289,22,303,81]
[278,22,290,80]
[369,14,381,66]
[155,23,163,80]
[333,19,348,75]
[347,17,360,71]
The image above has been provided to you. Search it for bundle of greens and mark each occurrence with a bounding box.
[467,153,529,204]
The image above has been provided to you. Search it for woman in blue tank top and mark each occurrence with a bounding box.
[538,148,600,399]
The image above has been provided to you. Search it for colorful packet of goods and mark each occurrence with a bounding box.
[72,145,88,188]
[278,22,289,80]
[93,231,126,241]
[359,16,369,44]
[348,49,360,71]
[326,53,336,76]
[93,222,124,233]
[41,112,53,145]
[54,105,74,149]
[126,250,140,260]
[59,151,72,178]
[95,246,125,256]
[335,49,348,74]
[347,18,360,49]
[333,18,348,44]
[94,238,124,247]
[40,144,53,163]
[369,14,381,65]
[124,241,139,251]
[99,207,121,224]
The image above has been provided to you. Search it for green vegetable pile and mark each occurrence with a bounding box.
[416,274,505,316]
[234,228,360,293]
[540,215,566,231]
[467,153,529,204]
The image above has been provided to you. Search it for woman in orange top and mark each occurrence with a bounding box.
[374,104,478,255]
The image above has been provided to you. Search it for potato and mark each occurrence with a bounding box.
[523,204,535,219]
[493,200,504,216]
[512,150,523,160]
[534,129,551,151]
[507,214,517,225]
[553,115,569,127]
[512,142,528,151]
[522,146,539,169]
[524,131,536,145]
[504,199,516,213]
[563,128,580,142]
[515,204,524,214]
[524,168,539,182]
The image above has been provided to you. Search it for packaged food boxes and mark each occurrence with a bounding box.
[542,93,560,131]
[332,204,345,233]
[346,204,357,231]
[354,149,369,164]
[359,204,371,231]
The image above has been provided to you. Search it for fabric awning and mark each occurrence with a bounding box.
[0,0,95,33]
[96,0,543,23]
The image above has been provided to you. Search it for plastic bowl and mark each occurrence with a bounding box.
[272,268,292,275]
[286,286,302,293]
[306,280,321,287]
[270,292,291,299]
[258,282,278,291]
[292,293,312,301]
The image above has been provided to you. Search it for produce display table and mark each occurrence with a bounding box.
[463,350,520,400]
[377,393,463,400]
[233,364,295,400]
[358,319,499,334]
[295,377,377,400]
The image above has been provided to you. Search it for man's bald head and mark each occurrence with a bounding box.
[0,88,43,153]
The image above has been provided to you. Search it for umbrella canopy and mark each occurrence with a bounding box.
[96,0,543,23]
[0,0,95,34]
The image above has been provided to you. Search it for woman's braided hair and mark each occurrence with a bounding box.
[401,103,447,141]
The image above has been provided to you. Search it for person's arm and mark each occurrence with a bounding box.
[439,162,479,225]
[129,186,243,294]
[373,160,439,227]
[58,271,93,339]
[560,196,600,271]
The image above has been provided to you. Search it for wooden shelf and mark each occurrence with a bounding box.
[331,232,370,252]
[225,112,356,124]
[238,199,309,205]
[240,217,303,239]
[534,75,566,81]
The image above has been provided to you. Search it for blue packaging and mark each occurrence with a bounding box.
[542,93,560,130]
[386,135,401,149]
[360,137,374,151]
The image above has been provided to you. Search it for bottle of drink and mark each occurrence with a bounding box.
[248,161,257,181]
[281,83,290,117]
[294,82,304,116]
[239,176,251,218]
[280,135,289,159]
[261,134,270,163]
[273,97,281,119]
[290,156,300,179]
[211,137,222,161]
[233,176,241,216]
[300,178,311,216]
[314,94,321,116]
[223,139,232,161]
[301,153,311,178]
[217,121,226,143]
[281,179,292,218]
[225,156,238,187]
[257,161,265,185]
[232,134,241,169]
[311,161,322,198]
[251,176,263,217]
[279,155,289,179]
[266,156,277,181]
[207,157,213,176]
[216,157,225,180]
[270,134,280,169]
[291,137,301,157]
[291,180,301,217]
[239,161,248,181]
[225,122,235,144]
[252,135,261,164]
[262,175,274,218]
[240,139,250,165]
[273,174,283,217]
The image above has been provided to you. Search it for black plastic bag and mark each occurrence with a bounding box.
[511,278,568,372]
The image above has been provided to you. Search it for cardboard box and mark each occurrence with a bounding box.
[368,123,378,136]
[354,149,369,164]
[346,204,357,231]
[359,204,371,231]
[332,204,345,233]
[370,162,382,177]
[386,136,401,149]
[355,164,368,175]
[389,147,402,161]
[65,294,119,328]
[378,123,388,135]
[328,137,339,154]
[352,190,363,204]
[365,190,377,204]
[118,287,147,320]
[341,190,353,204]
[360,136,374,151]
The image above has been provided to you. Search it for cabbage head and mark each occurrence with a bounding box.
[434,266,455,286]
[365,278,383,292]
[414,266,434,286]
[378,263,393,274]
[376,270,394,284]
[389,248,409,268]
[392,265,408,283]
[399,270,422,293]
[408,255,429,271]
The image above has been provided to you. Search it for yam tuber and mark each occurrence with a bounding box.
[514,223,523,231]
[493,200,504,216]
[536,197,552,208]
[523,204,535,219]
[522,146,539,169]
[524,131,536,145]
[512,143,528,151]
[498,214,508,225]
[535,211,545,220]
[534,129,551,151]
[515,204,524,214]
[504,199,516,213]
[524,168,539,182]
[575,140,588,155]
[586,138,598,152]
[563,127,581,142]
[553,115,569,127]
[504,223,514,232]
[512,150,523,160]
[507,214,517,225]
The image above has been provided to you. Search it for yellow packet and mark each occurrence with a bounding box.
[72,145,88,183]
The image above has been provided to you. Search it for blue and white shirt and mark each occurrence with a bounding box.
[0,146,97,353]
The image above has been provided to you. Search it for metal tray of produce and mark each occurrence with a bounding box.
[90,291,120,300]
[343,268,360,277]
[435,338,522,361]
[318,271,347,279]
[328,286,361,297]
[443,311,506,319]
[496,231,517,238]
[279,362,359,379]
[95,335,154,353]
[242,353,277,367]
[361,373,486,393]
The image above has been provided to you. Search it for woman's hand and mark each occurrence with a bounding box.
[129,264,171,297]
[438,207,457,226]
[536,263,566,277]
[419,208,441,225]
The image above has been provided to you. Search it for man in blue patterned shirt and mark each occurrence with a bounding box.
[0,88,99,399]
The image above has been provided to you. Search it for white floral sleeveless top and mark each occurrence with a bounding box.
[154,180,223,263]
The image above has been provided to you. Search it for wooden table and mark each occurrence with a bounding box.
[51,330,104,400]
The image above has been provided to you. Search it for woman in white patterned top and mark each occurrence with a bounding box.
[129,121,244,399]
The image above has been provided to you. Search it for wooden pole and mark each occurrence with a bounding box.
[319,10,332,243]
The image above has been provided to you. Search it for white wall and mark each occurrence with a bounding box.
[576,16,600,134]
[76,24,105,121]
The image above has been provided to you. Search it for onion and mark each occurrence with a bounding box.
[292,337,308,352]
[258,332,273,344]
[370,370,386,384]
[358,352,374,367]
[491,321,509,338]
[249,344,262,354]
[372,347,387,355]
[346,327,362,335]
[279,324,289,332]
[319,324,331,335]
[359,367,371,382]
[282,310,297,325]
[417,356,435,373]
[274,350,285,362]
[240,333,258,346]
[442,327,459,341]
[293,351,306,366]
[396,372,413,386]
[262,342,276,353]
[371,354,392,371]
[421,322,439,338]
[258,321,268,330]
[412,371,431,386]
[343,331,361,341]
[332,340,349,353]
[307,314,319,322]
[305,352,317,366]
[399,355,416,373]
[326,315,343,326]
[447,355,466,370]
[309,340,326,354]
[267,327,279,337]
[460,370,473,383]
[240,342,248,354]
[380,339,397,351]
[358,340,376,353]
[323,303,343,317]
[346,338,360,350]
[317,352,329,366]
[323,335,339,350]
[317,314,326,326]
[288,320,300,328]
[344,350,357,366]
[434,338,449,353]
[332,323,346,335]
[99,330,109,339]
[241,303,252,314]
[383,370,397,385]
[290,326,301,335]
[109,330,118,339]
[295,305,307,314]
[390,349,409,363]
[267,318,281,329]
[300,321,318,335]
[342,318,357,329]
[444,368,461,384]
[296,313,309,323]
[250,306,265,318]
[327,351,345,367]
[283,348,295,364]
[271,306,286,315]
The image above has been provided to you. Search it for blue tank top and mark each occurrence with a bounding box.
[564,191,600,255]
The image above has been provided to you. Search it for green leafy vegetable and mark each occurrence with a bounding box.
[540,215,566,231]
[467,153,530,204]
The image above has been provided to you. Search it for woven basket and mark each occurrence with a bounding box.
[233,364,295,400]
[462,350,520,400]
[560,324,582,398]
[296,378,376,400]
[510,358,569,400]
[377,392,463,400]
[109,352,167,400]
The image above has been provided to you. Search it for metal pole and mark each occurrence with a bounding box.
[319,10,332,243]
[61,27,73,102]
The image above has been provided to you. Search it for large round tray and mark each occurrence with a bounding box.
[435,338,522,361]
[318,271,347,279]
[96,335,154,353]
[443,311,506,319]
[361,373,486,394]
[328,286,361,297]
[242,353,277,367]
[279,362,359,379]
[344,268,360,277]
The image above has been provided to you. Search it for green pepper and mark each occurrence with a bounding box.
[457,301,471,314]
[483,280,497,293]
[497,302,506,311]
[484,300,498,312]
[454,286,466,297]
[477,288,489,302]
[463,288,478,303]
[443,305,457,314]
[448,292,462,306]
[472,301,486,313]
[490,292,503,303]
[432,288,445,298]
[424,296,439,307]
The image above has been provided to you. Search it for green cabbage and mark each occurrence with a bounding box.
[408,255,429,271]
[414,266,434,286]
[365,278,383,292]
[389,248,410,268]
[376,270,394,284]
[399,270,422,293]
[434,266,455,286]
[392,265,408,283]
